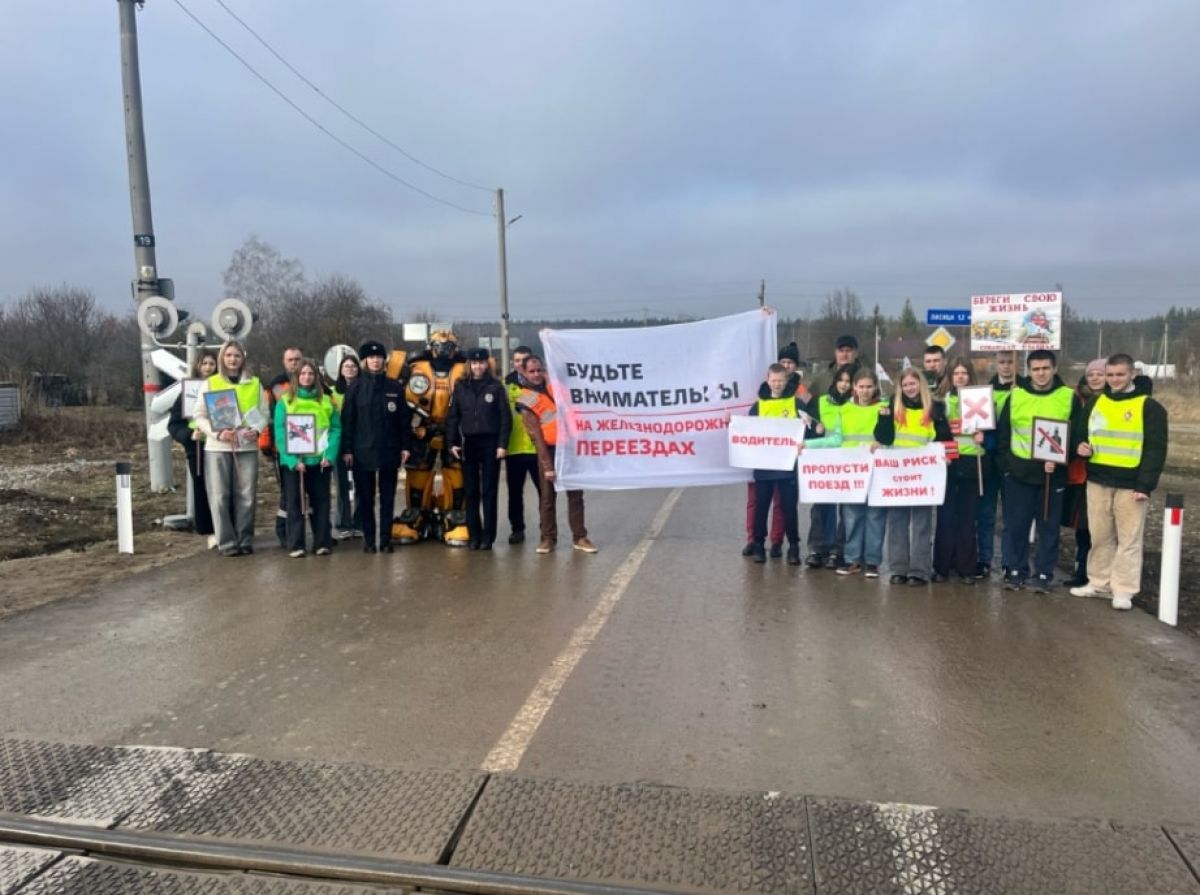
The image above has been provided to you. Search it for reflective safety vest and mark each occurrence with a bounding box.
[892,406,936,448]
[281,392,335,460]
[840,401,884,448]
[506,382,536,455]
[1088,393,1146,469]
[207,374,263,424]
[756,396,798,418]
[945,394,985,457]
[517,387,558,446]
[818,395,845,433]
[994,382,1014,415]
[1009,385,1073,460]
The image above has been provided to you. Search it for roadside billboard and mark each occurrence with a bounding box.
[970,292,1062,351]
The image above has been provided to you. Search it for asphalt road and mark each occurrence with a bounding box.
[2,483,1199,824]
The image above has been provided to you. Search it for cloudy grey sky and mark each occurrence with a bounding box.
[2,1,1197,322]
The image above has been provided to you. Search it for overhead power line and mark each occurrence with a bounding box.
[208,0,493,194]
[170,0,491,217]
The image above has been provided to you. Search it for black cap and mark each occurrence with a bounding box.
[835,334,859,351]
[467,347,490,362]
[778,342,801,364]
[358,340,387,359]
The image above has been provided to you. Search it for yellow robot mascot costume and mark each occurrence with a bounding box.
[387,329,471,545]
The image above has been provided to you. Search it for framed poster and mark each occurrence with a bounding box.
[958,385,995,433]
[204,389,242,431]
[1031,417,1070,465]
[182,378,204,419]
[284,414,319,456]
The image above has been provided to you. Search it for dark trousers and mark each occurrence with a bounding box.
[353,467,399,548]
[538,446,586,543]
[1002,475,1064,580]
[976,463,1003,567]
[934,476,979,578]
[283,465,332,552]
[806,503,843,557]
[744,483,785,546]
[463,434,502,546]
[334,455,357,531]
[505,452,541,534]
[183,442,214,536]
[753,476,799,547]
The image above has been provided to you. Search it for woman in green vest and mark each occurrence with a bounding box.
[274,358,341,557]
[835,368,888,577]
[811,365,853,569]
[194,340,270,557]
[875,367,949,586]
[932,358,986,584]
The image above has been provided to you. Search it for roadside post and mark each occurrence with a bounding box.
[116,462,134,554]
[1159,493,1184,626]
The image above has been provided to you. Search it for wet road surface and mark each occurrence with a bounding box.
[2,484,1199,824]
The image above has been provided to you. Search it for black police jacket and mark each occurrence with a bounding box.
[340,373,412,471]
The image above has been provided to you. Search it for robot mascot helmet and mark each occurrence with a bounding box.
[389,327,472,547]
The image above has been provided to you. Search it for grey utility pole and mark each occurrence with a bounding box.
[495,188,511,374]
[119,0,174,491]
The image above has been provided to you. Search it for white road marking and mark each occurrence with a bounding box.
[481,488,683,773]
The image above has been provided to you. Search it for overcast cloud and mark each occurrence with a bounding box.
[1,0,1197,322]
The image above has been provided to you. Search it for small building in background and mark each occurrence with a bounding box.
[0,383,21,430]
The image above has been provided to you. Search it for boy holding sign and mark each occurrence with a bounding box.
[745,364,841,565]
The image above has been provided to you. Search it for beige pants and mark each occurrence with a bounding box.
[1085,481,1149,597]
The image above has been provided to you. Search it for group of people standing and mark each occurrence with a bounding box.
[170,339,598,560]
[741,335,1169,612]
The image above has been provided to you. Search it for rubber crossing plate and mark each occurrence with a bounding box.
[0,739,194,828]
[808,797,1200,894]
[118,750,483,862]
[451,776,811,895]
[0,845,61,895]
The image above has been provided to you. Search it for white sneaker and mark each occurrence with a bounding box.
[1069,584,1110,599]
[289,549,305,558]
[207,535,218,550]
[1111,594,1133,611]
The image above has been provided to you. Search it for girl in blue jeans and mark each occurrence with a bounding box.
[836,369,889,578]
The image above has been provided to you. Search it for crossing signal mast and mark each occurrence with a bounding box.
[120,0,253,519]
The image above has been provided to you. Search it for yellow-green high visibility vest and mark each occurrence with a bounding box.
[1088,393,1146,469]
[946,394,985,457]
[282,392,334,457]
[506,382,536,455]
[818,395,845,434]
[1009,385,1073,460]
[840,401,884,448]
[756,396,796,418]
[994,382,1014,415]
[892,407,935,448]
[207,374,262,421]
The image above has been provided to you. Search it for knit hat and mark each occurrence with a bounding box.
[358,340,387,359]
[1086,358,1106,376]
[778,342,801,364]
[835,334,859,351]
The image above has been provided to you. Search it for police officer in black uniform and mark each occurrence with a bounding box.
[448,348,511,550]
[340,340,411,553]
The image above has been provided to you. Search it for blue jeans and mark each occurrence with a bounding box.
[843,504,887,566]
[806,503,840,556]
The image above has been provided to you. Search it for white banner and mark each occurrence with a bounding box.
[728,415,805,472]
[867,444,947,507]
[543,309,777,490]
[970,291,1062,351]
[797,447,874,504]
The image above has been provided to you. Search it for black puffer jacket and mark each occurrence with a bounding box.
[447,374,512,448]
[340,372,412,470]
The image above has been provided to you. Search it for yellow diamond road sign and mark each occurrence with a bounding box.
[926,326,956,350]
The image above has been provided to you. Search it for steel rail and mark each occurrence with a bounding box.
[0,814,670,895]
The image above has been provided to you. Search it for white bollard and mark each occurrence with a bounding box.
[1158,493,1184,627]
[116,461,134,555]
